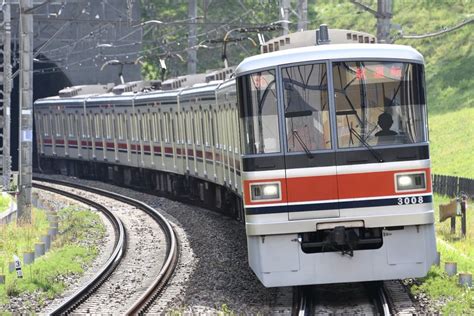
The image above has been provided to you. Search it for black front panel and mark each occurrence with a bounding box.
[242,144,429,172]
[285,152,336,169]
[336,144,429,165]
[242,155,285,172]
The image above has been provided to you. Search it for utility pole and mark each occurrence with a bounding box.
[18,0,34,223]
[349,0,393,43]
[281,0,291,35]
[297,0,308,31]
[377,0,392,43]
[1,2,12,192]
[187,0,197,74]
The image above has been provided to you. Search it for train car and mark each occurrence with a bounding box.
[236,29,437,286]
[34,27,437,288]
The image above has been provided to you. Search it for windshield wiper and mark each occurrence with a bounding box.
[349,127,384,162]
[292,130,313,159]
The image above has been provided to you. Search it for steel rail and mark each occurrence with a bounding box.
[366,281,391,316]
[377,283,391,316]
[293,286,313,316]
[34,176,179,315]
[33,181,126,316]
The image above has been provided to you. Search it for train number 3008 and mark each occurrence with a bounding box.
[397,196,424,205]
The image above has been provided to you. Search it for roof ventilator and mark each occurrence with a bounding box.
[316,24,330,45]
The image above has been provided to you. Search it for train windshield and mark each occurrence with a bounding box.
[333,61,427,148]
[237,70,281,154]
[282,62,331,153]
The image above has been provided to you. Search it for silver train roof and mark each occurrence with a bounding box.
[235,44,424,76]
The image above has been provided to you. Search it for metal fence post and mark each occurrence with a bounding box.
[450,215,456,234]
[461,194,467,238]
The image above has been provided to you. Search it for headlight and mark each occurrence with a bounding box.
[395,172,426,191]
[250,182,281,201]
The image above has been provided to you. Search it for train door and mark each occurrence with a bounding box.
[280,61,339,220]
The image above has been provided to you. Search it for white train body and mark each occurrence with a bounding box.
[35,31,437,287]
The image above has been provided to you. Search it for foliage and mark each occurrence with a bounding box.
[139,0,282,77]
[0,206,105,311]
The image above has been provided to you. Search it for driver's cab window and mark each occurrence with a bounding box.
[333,61,427,148]
[282,62,331,152]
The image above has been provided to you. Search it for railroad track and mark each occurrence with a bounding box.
[35,178,179,315]
[293,281,392,316]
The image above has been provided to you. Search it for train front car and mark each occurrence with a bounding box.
[235,44,437,287]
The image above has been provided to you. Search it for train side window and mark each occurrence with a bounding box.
[208,110,214,147]
[105,114,111,139]
[282,62,331,152]
[102,113,107,139]
[94,114,101,138]
[142,113,149,141]
[170,111,174,144]
[62,113,67,137]
[174,112,179,144]
[193,110,199,146]
[233,108,240,154]
[54,114,62,137]
[158,111,164,142]
[237,70,281,154]
[151,113,157,142]
[124,112,130,141]
[111,112,117,140]
[203,110,210,147]
[67,114,74,137]
[116,114,122,140]
[213,110,219,148]
[43,114,49,136]
[164,112,169,143]
[188,111,193,145]
[136,114,142,141]
[80,114,85,137]
[75,113,80,138]
[88,114,93,138]
[131,113,137,141]
[168,112,173,143]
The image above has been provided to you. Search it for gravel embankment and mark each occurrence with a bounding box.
[40,183,167,314]
[37,175,288,314]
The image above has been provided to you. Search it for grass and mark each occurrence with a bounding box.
[0,209,50,270]
[0,194,12,213]
[429,107,474,178]
[0,206,105,311]
[410,194,474,314]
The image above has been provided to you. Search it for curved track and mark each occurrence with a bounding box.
[35,178,179,315]
[34,182,126,315]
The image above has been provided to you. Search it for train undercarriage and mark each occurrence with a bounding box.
[37,157,244,221]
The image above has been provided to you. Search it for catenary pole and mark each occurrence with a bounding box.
[18,0,34,223]
[1,2,12,191]
[187,0,197,74]
[376,0,392,43]
[297,0,307,31]
[281,0,291,35]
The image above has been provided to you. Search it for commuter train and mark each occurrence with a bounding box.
[34,28,437,287]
